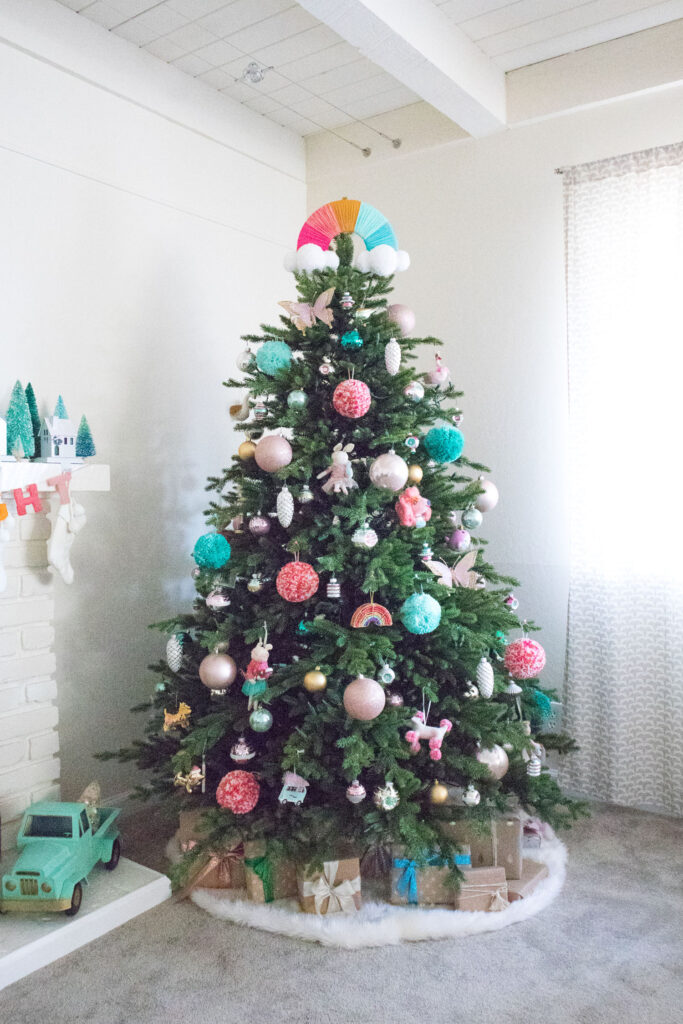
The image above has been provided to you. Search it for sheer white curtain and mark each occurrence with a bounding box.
[562,141,683,816]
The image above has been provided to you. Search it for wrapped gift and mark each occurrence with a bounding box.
[175,810,245,892]
[244,840,297,903]
[454,866,509,912]
[298,857,361,915]
[391,847,471,907]
[440,815,523,879]
[507,859,549,901]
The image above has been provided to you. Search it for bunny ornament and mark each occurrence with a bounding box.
[242,626,274,709]
[317,442,358,495]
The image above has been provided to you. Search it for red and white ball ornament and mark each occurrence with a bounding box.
[216,770,260,814]
[332,378,371,419]
[504,637,546,679]
[276,558,319,603]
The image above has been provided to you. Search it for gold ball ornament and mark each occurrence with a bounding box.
[429,780,449,805]
[238,439,256,460]
[303,666,327,693]
[408,464,423,484]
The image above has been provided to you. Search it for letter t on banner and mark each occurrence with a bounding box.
[13,484,42,516]
[46,472,72,506]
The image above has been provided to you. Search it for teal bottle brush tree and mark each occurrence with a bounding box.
[103,199,586,880]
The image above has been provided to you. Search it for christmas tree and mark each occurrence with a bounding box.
[6,380,35,459]
[105,200,585,885]
[76,415,96,457]
[25,382,41,458]
[54,395,68,418]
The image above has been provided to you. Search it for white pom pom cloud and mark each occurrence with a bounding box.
[284,243,410,276]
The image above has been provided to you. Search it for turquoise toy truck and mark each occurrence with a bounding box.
[0,800,121,917]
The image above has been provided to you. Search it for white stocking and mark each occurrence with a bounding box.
[47,494,87,585]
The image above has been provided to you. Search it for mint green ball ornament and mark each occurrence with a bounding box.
[341,329,363,350]
[256,340,292,376]
[287,389,308,410]
[400,592,442,634]
[249,707,273,732]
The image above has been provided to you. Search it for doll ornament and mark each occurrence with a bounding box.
[241,628,274,709]
[317,443,358,495]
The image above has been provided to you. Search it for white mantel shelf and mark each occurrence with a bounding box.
[0,462,110,493]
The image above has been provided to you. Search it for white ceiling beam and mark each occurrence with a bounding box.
[296,0,507,136]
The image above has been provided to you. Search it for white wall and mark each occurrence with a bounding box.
[308,84,683,697]
[0,0,305,801]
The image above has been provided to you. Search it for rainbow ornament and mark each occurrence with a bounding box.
[350,602,393,628]
[298,199,397,253]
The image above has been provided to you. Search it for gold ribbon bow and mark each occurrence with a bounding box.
[176,844,243,902]
[302,861,360,915]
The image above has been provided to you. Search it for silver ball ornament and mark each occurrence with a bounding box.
[475,477,499,513]
[287,390,308,410]
[476,744,509,780]
[369,451,409,492]
[463,784,481,807]
[403,381,424,402]
[461,507,483,530]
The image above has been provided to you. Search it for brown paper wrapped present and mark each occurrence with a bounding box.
[454,866,509,912]
[298,857,361,915]
[507,859,549,901]
[441,815,523,879]
[175,810,246,892]
[243,840,297,903]
[391,847,470,907]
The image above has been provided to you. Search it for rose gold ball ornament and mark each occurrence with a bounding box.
[198,652,237,693]
[475,476,499,513]
[387,303,416,336]
[346,779,366,804]
[248,515,271,536]
[369,450,409,492]
[343,675,386,721]
[303,666,327,693]
[408,464,423,484]
[476,743,509,780]
[429,780,449,805]
[255,434,293,472]
[238,439,256,460]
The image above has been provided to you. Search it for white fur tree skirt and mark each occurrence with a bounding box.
[168,838,567,948]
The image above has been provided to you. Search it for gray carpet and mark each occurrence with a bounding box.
[1,803,681,1024]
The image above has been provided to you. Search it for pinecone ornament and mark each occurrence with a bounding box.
[476,656,494,699]
[276,486,294,528]
[384,338,401,376]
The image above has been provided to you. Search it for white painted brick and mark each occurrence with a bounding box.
[22,624,55,650]
[31,782,61,804]
[20,570,54,597]
[29,731,60,761]
[0,652,57,685]
[0,738,26,769]
[19,514,51,541]
[4,540,48,569]
[0,686,24,713]
[25,677,58,703]
[0,705,59,739]
[0,572,21,600]
[0,791,30,822]
[0,757,61,798]
[0,597,54,628]
[0,629,19,657]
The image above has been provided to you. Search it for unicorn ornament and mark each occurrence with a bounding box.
[405,712,453,761]
[317,442,358,495]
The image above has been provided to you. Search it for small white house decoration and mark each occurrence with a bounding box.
[0,416,14,461]
[40,415,79,463]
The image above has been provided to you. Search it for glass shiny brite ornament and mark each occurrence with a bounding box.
[340,291,354,309]
[237,346,254,371]
[386,690,404,707]
[475,477,499,513]
[369,450,409,491]
[373,780,400,810]
[352,522,378,548]
[253,400,268,421]
[384,338,401,376]
[504,637,546,679]
[400,592,442,634]
[343,675,386,720]
[424,426,464,463]
[476,744,509,780]
[341,329,363,350]
[319,357,334,376]
[276,559,319,602]
[476,656,494,698]
[166,632,189,672]
[255,340,292,376]
[199,652,237,693]
[461,507,483,531]
[346,779,366,804]
[387,303,415,336]
[504,593,519,611]
[332,378,371,418]
[287,389,308,410]
[463,784,481,807]
[464,681,479,699]
[408,464,423,484]
[216,770,260,814]
[206,588,231,610]
[299,484,314,503]
[404,380,424,402]
[429,780,449,805]
[247,572,264,593]
[420,542,433,561]
[326,576,341,599]
[378,663,396,685]
[248,515,271,536]
[193,532,231,569]
[230,735,255,763]
[404,435,419,452]
[249,706,273,732]
[427,353,450,390]
[452,409,464,427]
[276,486,294,527]
[303,666,327,693]
[238,439,256,460]
[448,528,471,552]
[254,434,292,472]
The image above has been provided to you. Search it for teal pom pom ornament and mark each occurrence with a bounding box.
[256,340,292,376]
[531,688,552,724]
[193,532,231,569]
[400,592,442,634]
[424,426,464,463]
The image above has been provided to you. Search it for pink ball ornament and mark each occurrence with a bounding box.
[475,478,499,513]
[248,515,271,536]
[216,770,260,814]
[276,560,319,602]
[504,638,546,679]
[448,528,471,552]
[332,379,371,419]
[199,653,237,690]
[343,675,386,721]
[369,451,409,492]
[255,434,293,473]
[387,304,416,337]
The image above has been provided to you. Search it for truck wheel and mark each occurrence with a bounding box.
[65,882,82,917]
[104,838,121,871]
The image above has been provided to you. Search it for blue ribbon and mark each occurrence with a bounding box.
[394,858,418,904]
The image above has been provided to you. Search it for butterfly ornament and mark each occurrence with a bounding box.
[279,288,334,333]
[424,551,485,589]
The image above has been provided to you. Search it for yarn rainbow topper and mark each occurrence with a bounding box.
[297,199,397,252]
